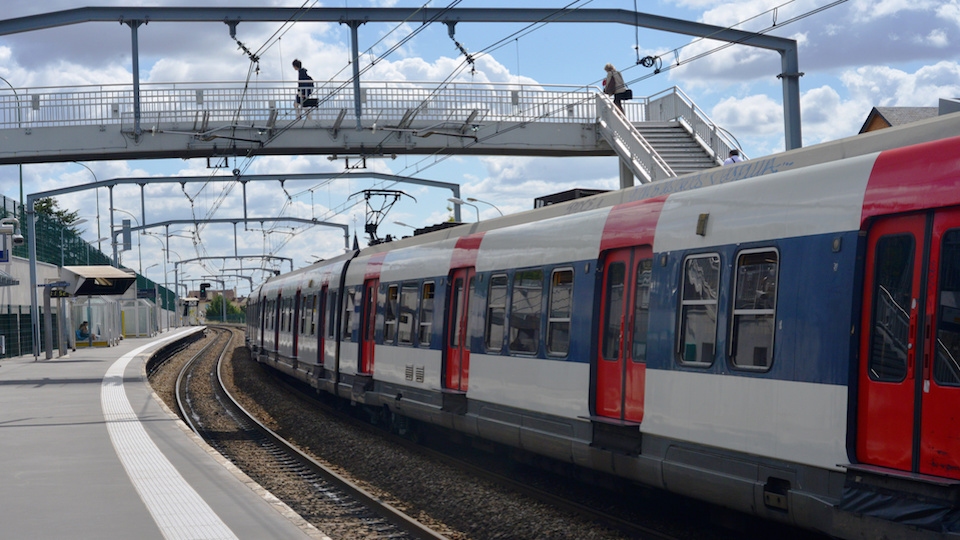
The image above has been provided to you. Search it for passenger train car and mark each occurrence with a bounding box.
[247,112,960,538]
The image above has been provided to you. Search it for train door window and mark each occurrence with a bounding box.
[869,235,914,382]
[602,262,626,360]
[449,276,466,349]
[384,284,399,343]
[419,282,435,346]
[633,259,652,363]
[678,253,720,366]
[398,282,418,345]
[730,249,778,370]
[342,287,358,341]
[510,269,543,354]
[936,230,960,386]
[309,294,318,336]
[363,283,378,343]
[547,268,573,356]
[486,274,508,351]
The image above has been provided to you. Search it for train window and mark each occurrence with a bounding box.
[419,282,435,346]
[285,298,294,333]
[547,268,573,356]
[384,284,399,343]
[869,235,914,382]
[602,262,626,360]
[936,230,960,386]
[486,274,508,351]
[730,250,778,370]
[280,298,293,332]
[398,283,418,344]
[510,269,543,354]
[327,291,338,339]
[342,287,358,341]
[633,259,652,363]
[309,294,318,336]
[678,253,720,366]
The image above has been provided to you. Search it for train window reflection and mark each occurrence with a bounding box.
[731,250,778,370]
[398,283,418,345]
[510,269,543,354]
[547,268,573,356]
[342,287,358,341]
[936,230,960,386]
[384,285,399,343]
[869,234,914,382]
[633,259,652,363]
[678,254,720,366]
[419,282,434,346]
[486,274,508,351]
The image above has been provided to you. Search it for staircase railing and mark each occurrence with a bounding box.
[596,94,675,183]
[645,86,742,164]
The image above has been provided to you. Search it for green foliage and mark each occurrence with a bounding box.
[34,197,82,231]
[204,294,243,319]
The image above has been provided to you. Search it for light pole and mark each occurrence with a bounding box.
[74,162,102,252]
[467,197,504,216]
[0,76,23,221]
[60,218,88,267]
[447,197,479,222]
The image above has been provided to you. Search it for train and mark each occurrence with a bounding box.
[247,111,960,539]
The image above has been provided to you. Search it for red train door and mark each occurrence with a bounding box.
[360,279,378,374]
[858,210,960,479]
[595,246,651,423]
[445,267,474,391]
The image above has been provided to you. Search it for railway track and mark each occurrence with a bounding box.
[170,327,451,540]
[154,328,821,539]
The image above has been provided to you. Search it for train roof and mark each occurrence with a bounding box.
[355,111,960,256]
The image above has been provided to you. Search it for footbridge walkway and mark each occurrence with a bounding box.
[0,80,737,185]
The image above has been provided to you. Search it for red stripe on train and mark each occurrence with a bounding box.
[863,135,960,224]
[451,233,485,269]
[599,196,668,252]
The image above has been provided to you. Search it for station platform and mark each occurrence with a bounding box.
[0,327,327,540]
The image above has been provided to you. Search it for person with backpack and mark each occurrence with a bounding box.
[292,59,316,116]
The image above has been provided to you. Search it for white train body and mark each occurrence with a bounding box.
[249,113,960,538]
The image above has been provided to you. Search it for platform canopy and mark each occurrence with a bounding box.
[62,265,136,296]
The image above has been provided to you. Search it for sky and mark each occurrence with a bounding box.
[0,0,958,295]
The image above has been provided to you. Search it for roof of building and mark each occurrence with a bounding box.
[860,106,939,133]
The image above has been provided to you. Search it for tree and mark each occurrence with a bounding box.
[35,197,83,231]
[205,293,244,321]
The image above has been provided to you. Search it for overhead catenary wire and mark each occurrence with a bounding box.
[198,0,850,260]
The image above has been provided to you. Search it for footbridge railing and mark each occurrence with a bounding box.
[0,80,609,131]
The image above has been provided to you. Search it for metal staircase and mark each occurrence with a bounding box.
[596,87,737,185]
[636,122,720,175]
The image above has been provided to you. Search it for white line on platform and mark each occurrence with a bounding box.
[101,329,238,540]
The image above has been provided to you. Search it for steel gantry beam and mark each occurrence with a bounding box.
[29,171,453,357]
[109,217,349,267]
[0,7,802,150]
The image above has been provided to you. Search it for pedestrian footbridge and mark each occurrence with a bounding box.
[0,80,738,184]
